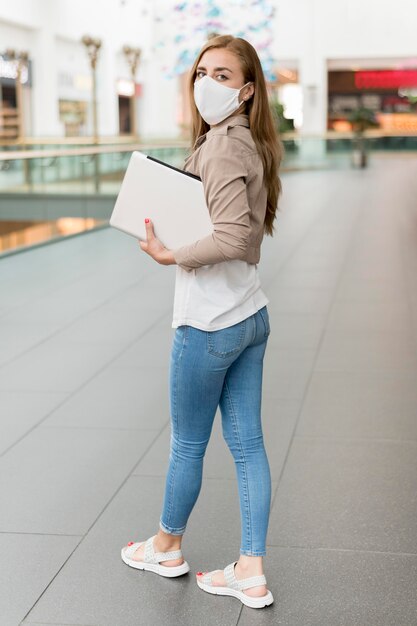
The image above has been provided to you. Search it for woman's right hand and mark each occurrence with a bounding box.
[138,218,176,266]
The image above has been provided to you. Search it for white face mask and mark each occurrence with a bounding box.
[193,75,252,126]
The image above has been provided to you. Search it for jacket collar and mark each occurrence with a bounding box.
[194,113,249,148]
[209,113,250,135]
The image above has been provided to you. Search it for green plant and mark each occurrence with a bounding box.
[270,98,294,134]
[347,107,379,168]
[347,107,379,134]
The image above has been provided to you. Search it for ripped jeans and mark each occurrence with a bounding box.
[159,305,271,557]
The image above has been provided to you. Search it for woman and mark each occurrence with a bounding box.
[121,34,283,610]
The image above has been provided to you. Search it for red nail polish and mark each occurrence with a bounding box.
[145,218,149,223]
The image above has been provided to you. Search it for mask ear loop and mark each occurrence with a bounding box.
[239,82,253,103]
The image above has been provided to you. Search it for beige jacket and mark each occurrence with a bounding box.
[172,113,267,273]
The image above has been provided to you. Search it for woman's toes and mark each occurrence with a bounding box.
[197,570,224,584]
[127,543,145,561]
[211,570,226,586]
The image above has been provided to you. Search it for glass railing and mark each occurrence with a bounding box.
[0,145,189,195]
[0,217,107,254]
[0,132,416,255]
[2,133,417,195]
[3,133,417,195]
[0,135,170,152]
[0,143,191,254]
[281,132,417,169]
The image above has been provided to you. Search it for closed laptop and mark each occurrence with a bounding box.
[109,151,213,250]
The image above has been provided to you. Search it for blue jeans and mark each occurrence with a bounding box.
[159,305,272,557]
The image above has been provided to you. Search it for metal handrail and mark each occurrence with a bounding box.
[1,130,417,161]
[0,141,190,161]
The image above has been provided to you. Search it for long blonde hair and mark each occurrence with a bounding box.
[188,34,283,236]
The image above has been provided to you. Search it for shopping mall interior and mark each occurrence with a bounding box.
[1,1,417,625]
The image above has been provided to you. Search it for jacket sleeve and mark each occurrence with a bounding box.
[172,135,251,272]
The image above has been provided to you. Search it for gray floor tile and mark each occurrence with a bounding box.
[131,422,172,477]
[89,265,176,318]
[109,323,176,369]
[1,159,416,626]
[266,286,335,316]
[21,623,96,626]
[295,370,417,441]
[267,267,340,290]
[22,476,250,626]
[325,297,413,334]
[261,398,303,471]
[0,339,125,393]
[0,427,159,534]
[315,329,417,373]
[267,313,326,350]
[0,320,61,367]
[269,437,417,553]
[21,622,97,626]
[52,303,162,345]
[0,533,81,626]
[0,390,67,455]
[282,248,347,272]
[3,290,114,330]
[0,245,157,326]
[237,547,417,626]
[42,366,170,430]
[334,275,408,303]
[263,347,317,400]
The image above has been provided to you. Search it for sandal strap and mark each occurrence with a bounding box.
[144,535,183,564]
[224,561,267,591]
[200,569,222,585]
[124,541,144,559]
[238,574,267,591]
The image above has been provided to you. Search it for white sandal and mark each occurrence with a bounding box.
[121,534,190,578]
[196,560,274,609]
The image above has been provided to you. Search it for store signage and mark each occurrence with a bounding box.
[355,70,417,90]
[58,72,92,92]
[117,78,135,96]
[0,55,30,84]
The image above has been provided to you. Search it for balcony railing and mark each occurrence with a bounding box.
[0,130,416,255]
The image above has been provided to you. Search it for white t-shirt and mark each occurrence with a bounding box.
[172,259,269,331]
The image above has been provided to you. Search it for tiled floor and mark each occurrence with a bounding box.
[1,156,416,626]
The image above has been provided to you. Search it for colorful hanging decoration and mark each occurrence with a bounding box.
[153,0,276,81]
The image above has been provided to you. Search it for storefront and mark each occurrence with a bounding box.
[269,65,300,132]
[117,78,141,136]
[328,67,417,132]
[57,70,92,137]
[0,53,32,142]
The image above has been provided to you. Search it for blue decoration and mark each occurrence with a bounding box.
[155,0,277,81]
[207,6,221,17]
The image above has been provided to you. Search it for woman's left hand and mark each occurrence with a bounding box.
[138,218,176,265]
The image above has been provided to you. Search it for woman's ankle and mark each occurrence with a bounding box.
[236,555,264,574]
[155,529,183,550]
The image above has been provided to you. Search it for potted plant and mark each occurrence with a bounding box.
[270,97,295,151]
[347,107,379,168]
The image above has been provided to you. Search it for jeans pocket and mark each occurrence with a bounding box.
[206,320,247,358]
[258,306,271,338]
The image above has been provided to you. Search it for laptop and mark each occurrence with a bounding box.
[109,151,213,250]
